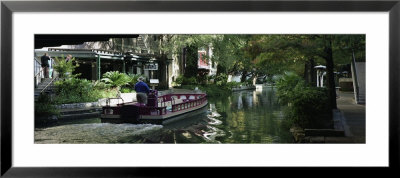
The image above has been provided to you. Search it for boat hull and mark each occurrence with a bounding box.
[101,101,208,125]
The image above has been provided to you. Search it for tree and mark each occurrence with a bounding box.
[315,35,365,109]
[183,45,199,78]
[242,34,365,110]
[211,35,252,81]
[243,35,307,84]
[53,55,78,79]
[320,35,337,109]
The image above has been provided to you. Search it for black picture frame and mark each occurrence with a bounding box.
[1,0,399,177]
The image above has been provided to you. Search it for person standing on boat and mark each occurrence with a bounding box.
[134,76,150,105]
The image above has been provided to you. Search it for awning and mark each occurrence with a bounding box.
[35,34,139,49]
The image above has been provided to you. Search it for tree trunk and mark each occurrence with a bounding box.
[309,58,316,87]
[324,36,337,109]
[158,55,168,89]
[304,61,309,84]
[181,48,186,76]
[241,70,247,83]
[184,45,198,78]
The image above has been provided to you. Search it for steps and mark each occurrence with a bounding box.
[351,62,365,104]
[34,78,55,101]
[358,94,365,104]
[355,62,365,104]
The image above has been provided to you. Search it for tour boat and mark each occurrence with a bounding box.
[100,90,208,125]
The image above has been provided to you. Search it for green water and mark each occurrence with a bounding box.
[34,86,293,143]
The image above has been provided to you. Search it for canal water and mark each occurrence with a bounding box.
[35,86,293,143]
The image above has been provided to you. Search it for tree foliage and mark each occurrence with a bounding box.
[240,34,365,109]
[53,55,78,79]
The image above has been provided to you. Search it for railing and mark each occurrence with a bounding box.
[157,94,206,104]
[140,94,207,116]
[171,96,207,112]
[34,57,43,88]
[40,76,59,94]
[351,50,360,102]
[34,57,42,77]
[105,95,125,107]
[139,106,167,116]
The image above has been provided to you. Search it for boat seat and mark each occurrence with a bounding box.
[156,98,184,107]
[158,101,173,107]
[173,99,183,104]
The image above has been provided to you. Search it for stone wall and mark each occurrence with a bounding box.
[56,93,137,109]
[339,78,353,91]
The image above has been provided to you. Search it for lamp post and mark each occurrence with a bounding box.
[97,54,101,80]
[314,65,326,87]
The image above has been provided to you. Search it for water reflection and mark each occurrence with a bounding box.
[34,86,292,143]
[237,92,243,109]
[207,86,292,143]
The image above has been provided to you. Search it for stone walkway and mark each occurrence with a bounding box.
[336,91,366,143]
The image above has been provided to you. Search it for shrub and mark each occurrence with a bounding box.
[214,74,228,85]
[174,75,197,85]
[53,78,118,104]
[35,102,60,117]
[95,88,119,99]
[197,74,208,84]
[275,72,304,104]
[101,71,131,89]
[35,94,59,117]
[225,81,243,90]
[201,85,232,97]
[276,72,331,129]
[207,75,216,84]
[121,87,134,93]
[92,80,111,90]
[175,75,185,85]
[184,77,197,85]
[287,86,330,128]
[215,81,223,86]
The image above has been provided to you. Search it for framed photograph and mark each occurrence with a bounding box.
[1,0,399,177]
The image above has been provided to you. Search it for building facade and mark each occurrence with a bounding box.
[35,35,217,89]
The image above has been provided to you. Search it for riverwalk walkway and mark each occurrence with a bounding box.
[336,91,366,143]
